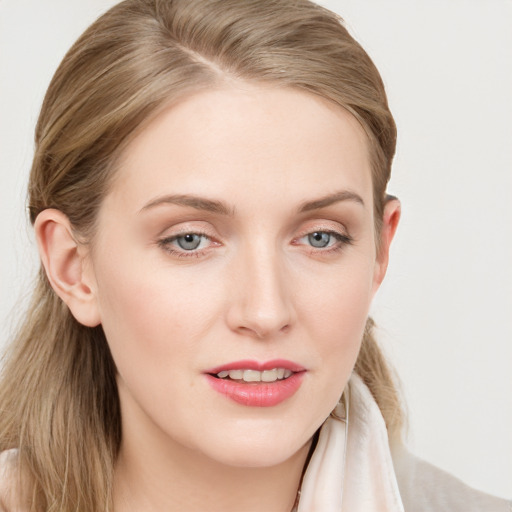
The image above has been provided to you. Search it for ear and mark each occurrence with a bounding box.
[372,197,401,291]
[34,209,100,327]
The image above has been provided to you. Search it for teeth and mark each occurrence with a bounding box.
[261,369,277,382]
[228,369,243,380]
[243,370,261,382]
[216,368,294,382]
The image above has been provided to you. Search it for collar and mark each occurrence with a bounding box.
[298,373,404,512]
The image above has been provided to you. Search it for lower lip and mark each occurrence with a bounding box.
[205,372,305,407]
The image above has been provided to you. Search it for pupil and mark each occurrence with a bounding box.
[309,232,330,248]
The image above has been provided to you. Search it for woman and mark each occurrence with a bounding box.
[0,0,509,511]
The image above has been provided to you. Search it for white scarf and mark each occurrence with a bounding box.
[298,374,405,512]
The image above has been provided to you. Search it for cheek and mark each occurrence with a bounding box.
[296,252,375,379]
[315,284,369,373]
[92,255,223,438]
[284,262,373,435]
[92,250,218,373]
[298,255,375,334]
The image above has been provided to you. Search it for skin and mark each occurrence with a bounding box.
[35,84,400,512]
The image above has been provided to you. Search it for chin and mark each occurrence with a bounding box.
[209,443,307,469]
[196,422,315,469]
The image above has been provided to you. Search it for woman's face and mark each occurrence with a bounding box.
[87,84,386,467]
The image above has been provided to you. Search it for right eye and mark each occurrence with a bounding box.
[158,232,213,257]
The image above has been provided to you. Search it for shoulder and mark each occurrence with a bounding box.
[0,449,30,512]
[391,444,511,512]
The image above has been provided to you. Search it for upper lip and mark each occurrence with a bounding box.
[205,359,306,375]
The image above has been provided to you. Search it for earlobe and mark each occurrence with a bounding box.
[34,209,101,327]
[373,198,401,290]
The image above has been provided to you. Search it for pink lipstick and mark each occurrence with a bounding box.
[204,359,306,407]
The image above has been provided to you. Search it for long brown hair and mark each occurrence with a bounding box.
[0,0,402,509]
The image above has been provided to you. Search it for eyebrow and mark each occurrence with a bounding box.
[140,194,234,216]
[298,190,365,212]
[140,189,364,216]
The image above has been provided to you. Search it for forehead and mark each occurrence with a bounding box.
[108,84,373,214]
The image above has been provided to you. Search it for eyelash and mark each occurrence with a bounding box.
[157,229,353,259]
[294,230,354,255]
[158,231,216,259]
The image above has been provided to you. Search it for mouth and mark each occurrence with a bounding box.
[211,368,294,383]
[204,360,306,407]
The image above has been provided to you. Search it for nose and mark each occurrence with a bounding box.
[226,244,295,339]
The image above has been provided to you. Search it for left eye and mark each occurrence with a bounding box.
[297,231,352,250]
[301,231,338,248]
[307,232,333,248]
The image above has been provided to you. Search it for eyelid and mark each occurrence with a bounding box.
[293,219,351,239]
[291,223,354,253]
[154,218,216,237]
[156,223,221,258]
[294,229,353,245]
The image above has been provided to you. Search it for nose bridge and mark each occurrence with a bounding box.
[227,237,293,338]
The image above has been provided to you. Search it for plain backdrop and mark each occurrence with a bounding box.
[1,0,511,500]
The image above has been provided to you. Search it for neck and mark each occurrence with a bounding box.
[113,436,310,512]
